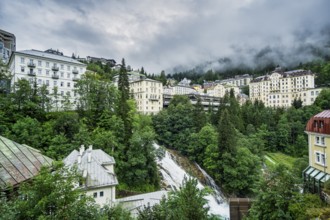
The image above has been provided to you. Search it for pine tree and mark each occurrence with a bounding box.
[218,108,237,154]
[117,58,132,147]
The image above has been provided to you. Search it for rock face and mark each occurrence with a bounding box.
[154,143,229,218]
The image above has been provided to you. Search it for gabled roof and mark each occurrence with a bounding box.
[0,136,53,189]
[64,148,118,189]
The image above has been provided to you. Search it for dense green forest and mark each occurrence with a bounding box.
[1,58,330,219]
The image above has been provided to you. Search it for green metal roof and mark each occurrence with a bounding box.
[0,136,53,189]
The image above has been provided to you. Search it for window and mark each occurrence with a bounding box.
[316,136,326,146]
[38,60,42,66]
[67,65,71,71]
[46,62,49,68]
[38,69,42,75]
[67,91,71,97]
[46,80,49,86]
[21,67,25,72]
[61,64,64,70]
[315,152,326,166]
[54,81,57,86]
[60,72,64,77]
[46,70,50,76]
[60,82,64,87]
[61,91,64,96]
[93,192,97,198]
[20,57,25,64]
[100,191,104,197]
[311,91,314,96]
[67,73,70,78]
[67,82,71,87]
[37,79,42,85]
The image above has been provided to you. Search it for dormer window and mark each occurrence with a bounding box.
[313,120,318,128]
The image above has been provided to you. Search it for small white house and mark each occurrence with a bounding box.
[64,145,118,206]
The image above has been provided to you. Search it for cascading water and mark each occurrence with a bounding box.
[154,143,229,218]
[195,163,226,204]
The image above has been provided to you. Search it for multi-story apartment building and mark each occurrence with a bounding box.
[130,78,163,114]
[216,74,252,88]
[163,85,197,96]
[0,29,16,64]
[8,49,86,110]
[304,110,330,196]
[249,67,322,107]
[206,83,239,98]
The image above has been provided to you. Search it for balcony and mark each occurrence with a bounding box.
[52,66,59,71]
[72,69,79,74]
[27,62,36,68]
[52,74,59,79]
[149,97,159,101]
[72,77,79,81]
[27,71,36,76]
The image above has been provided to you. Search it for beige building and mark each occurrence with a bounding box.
[8,49,86,110]
[217,74,252,87]
[130,78,163,114]
[249,68,322,107]
[206,83,239,98]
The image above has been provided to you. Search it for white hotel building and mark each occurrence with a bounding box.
[249,67,322,108]
[8,49,86,110]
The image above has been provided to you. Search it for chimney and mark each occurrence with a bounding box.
[87,145,92,163]
[78,145,85,164]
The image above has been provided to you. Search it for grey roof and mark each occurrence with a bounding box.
[14,50,86,65]
[63,149,118,189]
[117,190,168,217]
[0,136,53,189]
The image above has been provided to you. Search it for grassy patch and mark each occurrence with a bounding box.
[264,152,297,169]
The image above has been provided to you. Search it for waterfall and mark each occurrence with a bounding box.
[195,163,226,204]
[154,143,229,218]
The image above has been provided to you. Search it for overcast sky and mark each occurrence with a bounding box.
[1,0,330,73]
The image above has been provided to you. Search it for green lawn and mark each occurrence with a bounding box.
[264,152,297,169]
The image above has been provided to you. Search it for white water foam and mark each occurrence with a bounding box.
[154,143,229,218]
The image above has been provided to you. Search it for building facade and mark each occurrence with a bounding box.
[249,68,322,107]
[217,74,252,87]
[64,145,118,207]
[130,78,163,114]
[304,110,330,196]
[206,83,239,98]
[0,29,16,64]
[8,49,86,110]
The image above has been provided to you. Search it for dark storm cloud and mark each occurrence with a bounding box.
[1,0,330,73]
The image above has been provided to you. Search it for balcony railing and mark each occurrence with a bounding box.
[27,72,36,76]
[27,62,36,68]
[52,66,59,71]
[52,74,59,79]
[72,77,79,81]
[72,69,79,74]
[149,97,159,101]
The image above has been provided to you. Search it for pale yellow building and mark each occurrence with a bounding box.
[249,67,322,108]
[304,110,330,195]
[206,83,239,98]
[130,78,163,115]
